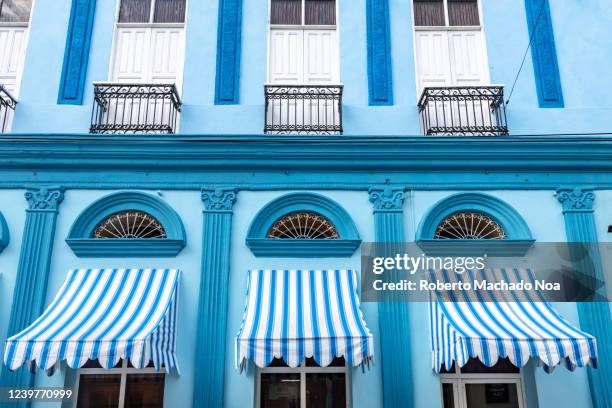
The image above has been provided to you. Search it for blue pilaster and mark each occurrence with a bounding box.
[57,0,96,104]
[366,0,393,105]
[524,0,563,108]
[368,187,412,408]
[556,188,612,408]
[193,188,237,408]
[214,0,242,104]
[0,187,64,408]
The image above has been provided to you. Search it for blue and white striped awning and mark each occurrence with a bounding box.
[429,268,598,373]
[236,269,374,370]
[4,268,179,373]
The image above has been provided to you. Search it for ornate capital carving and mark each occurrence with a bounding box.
[556,188,595,212]
[368,187,405,212]
[25,187,65,211]
[201,188,237,211]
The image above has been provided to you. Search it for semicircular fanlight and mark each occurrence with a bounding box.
[93,211,167,239]
[267,212,339,239]
[434,212,506,240]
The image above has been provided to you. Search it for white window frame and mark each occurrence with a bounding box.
[73,360,165,408]
[439,364,526,408]
[108,0,188,83]
[411,0,492,98]
[256,361,351,408]
[266,0,341,85]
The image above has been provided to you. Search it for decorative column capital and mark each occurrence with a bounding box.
[556,188,595,213]
[201,188,237,212]
[25,187,65,211]
[368,187,405,212]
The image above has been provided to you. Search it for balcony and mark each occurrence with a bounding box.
[264,85,343,134]
[0,84,17,134]
[418,86,508,136]
[90,83,181,134]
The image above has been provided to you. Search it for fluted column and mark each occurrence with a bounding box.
[0,187,64,405]
[368,187,412,408]
[556,188,611,408]
[193,189,237,408]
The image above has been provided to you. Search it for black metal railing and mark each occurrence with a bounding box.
[0,84,17,134]
[418,86,508,136]
[90,83,181,134]
[264,85,343,134]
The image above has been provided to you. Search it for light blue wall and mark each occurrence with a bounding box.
[10,0,612,135]
[0,187,605,407]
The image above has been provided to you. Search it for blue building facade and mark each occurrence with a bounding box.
[0,0,610,407]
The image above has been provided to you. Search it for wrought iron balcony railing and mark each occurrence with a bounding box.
[265,85,343,134]
[90,83,181,134]
[418,86,508,136]
[0,84,17,134]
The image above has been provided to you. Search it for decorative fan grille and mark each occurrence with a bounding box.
[267,212,339,239]
[93,211,167,239]
[434,212,506,240]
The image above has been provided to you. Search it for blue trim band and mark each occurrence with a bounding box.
[66,191,186,257]
[214,0,243,105]
[57,0,97,105]
[246,192,361,257]
[366,0,393,105]
[525,0,564,108]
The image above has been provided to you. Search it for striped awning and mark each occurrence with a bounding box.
[4,268,179,373]
[429,268,598,373]
[236,269,374,371]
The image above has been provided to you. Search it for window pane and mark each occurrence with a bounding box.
[271,0,301,25]
[124,374,165,408]
[442,383,455,408]
[460,357,520,374]
[414,0,445,26]
[0,0,33,23]
[153,0,186,23]
[465,383,520,408]
[305,0,335,25]
[448,0,479,26]
[260,373,301,408]
[306,372,346,408]
[76,375,121,408]
[118,0,152,23]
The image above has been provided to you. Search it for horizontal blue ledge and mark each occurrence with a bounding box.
[416,239,535,257]
[66,238,185,258]
[246,238,361,258]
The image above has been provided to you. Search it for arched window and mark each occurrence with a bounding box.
[67,191,185,257]
[247,193,360,257]
[417,193,533,255]
[93,211,167,239]
[267,212,339,239]
[434,211,506,240]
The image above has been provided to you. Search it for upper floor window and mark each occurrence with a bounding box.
[118,0,186,24]
[414,0,479,27]
[434,211,507,240]
[0,0,33,23]
[266,211,339,239]
[271,0,336,26]
[93,210,168,239]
